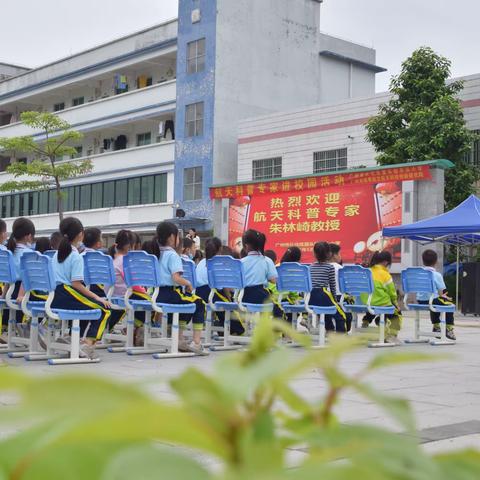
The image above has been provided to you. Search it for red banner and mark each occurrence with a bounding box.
[211,164,430,199]
[228,182,404,264]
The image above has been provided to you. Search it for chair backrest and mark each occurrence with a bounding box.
[83,251,115,288]
[20,251,56,293]
[277,262,312,293]
[182,258,197,289]
[338,265,374,297]
[0,249,16,284]
[207,256,245,290]
[401,267,435,295]
[123,251,160,288]
[43,250,56,258]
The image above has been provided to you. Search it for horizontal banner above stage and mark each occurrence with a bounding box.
[210,164,431,199]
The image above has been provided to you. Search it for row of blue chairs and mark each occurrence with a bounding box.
[0,251,455,366]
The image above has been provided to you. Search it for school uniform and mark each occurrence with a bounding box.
[156,247,205,330]
[329,262,353,331]
[309,262,346,332]
[11,243,36,323]
[417,267,455,326]
[240,252,285,320]
[51,247,111,340]
[196,258,245,335]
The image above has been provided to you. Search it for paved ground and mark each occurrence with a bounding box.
[1,313,480,461]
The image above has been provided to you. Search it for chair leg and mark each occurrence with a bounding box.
[1,310,28,354]
[48,319,100,365]
[127,311,167,355]
[9,316,44,359]
[369,314,395,348]
[430,312,455,346]
[204,309,212,345]
[153,312,195,359]
[210,310,243,351]
[405,310,429,344]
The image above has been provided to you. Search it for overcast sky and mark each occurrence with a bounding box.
[1,0,478,92]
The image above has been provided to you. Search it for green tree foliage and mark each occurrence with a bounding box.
[0,112,92,220]
[0,318,479,479]
[366,46,479,209]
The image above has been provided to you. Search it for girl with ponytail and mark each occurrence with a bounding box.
[51,217,112,359]
[110,229,150,346]
[5,218,36,333]
[155,221,207,355]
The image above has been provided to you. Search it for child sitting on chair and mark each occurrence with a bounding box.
[361,251,402,344]
[417,249,456,341]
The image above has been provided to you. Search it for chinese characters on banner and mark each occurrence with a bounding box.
[227,182,404,264]
[211,165,430,200]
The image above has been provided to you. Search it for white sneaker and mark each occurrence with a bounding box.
[80,343,99,360]
[186,341,209,356]
[385,335,401,345]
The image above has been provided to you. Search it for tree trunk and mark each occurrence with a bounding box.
[55,176,64,222]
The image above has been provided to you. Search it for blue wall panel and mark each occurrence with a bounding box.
[175,0,217,227]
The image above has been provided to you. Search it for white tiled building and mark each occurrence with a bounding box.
[237,74,480,182]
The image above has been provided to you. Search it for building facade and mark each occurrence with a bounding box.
[0,0,384,237]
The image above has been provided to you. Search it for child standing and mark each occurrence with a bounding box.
[309,242,347,333]
[418,249,456,340]
[361,251,402,343]
[51,217,112,359]
[240,230,285,320]
[155,221,207,354]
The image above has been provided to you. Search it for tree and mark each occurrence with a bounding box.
[366,46,479,210]
[0,112,93,220]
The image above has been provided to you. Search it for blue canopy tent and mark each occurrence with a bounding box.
[383,195,480,306]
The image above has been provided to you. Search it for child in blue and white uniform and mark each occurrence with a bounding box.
[51,217,112,359]
[196,237,245,335]
[240,230,285,320]
[7,218,36,328]
[155,221,207,355]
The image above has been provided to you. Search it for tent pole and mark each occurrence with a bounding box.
[456,246,460,309]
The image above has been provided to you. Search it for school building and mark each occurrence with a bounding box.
[210,73,480,270]
[0,0,384,238]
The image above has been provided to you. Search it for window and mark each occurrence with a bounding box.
[313,148,347,173]
[185,102,204,137]
[252,157,282,180]
[53,102,65,112]
[183,166,203,201]
[72,97,84,107]
[141,176,154,204]
[136,132,152,147]
[187,38,206,74]
[103,181,115,208]
[115,179,128,207]
[128,177,141,206]
[71,146,83,159]
[0,156,10,172]
[0,174,168,217]
[464,130,480,167]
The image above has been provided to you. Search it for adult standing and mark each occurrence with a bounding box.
[187,228,201,251]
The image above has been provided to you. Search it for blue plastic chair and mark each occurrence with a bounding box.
[181,258,197,292]
[300,264,338,348]
[207,256,245,350]
[277,262,309,329]
[402,267,455,345]
[0,249,29,355]
[21,251,102,365]
[339,265,396,348]
[123,251,196,358]
[83,251,128,351]
[43,250,56,258]
[5,251,51,360]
